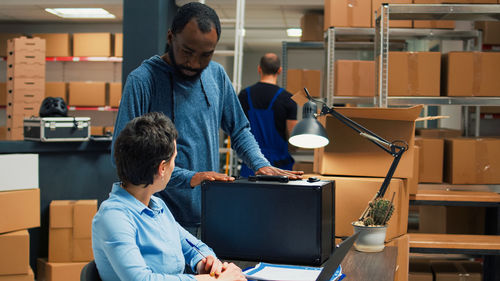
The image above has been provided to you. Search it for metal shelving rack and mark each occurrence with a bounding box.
[281,41,324,91]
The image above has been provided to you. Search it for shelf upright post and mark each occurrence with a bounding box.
[282,41,288,89]
[375,4,390,108]
[326,27,336,107]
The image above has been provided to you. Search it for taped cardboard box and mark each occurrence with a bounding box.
[0,230,29,275]
[292,162,314,174]
[73,33,111,57]
[300,12,324,42]
[335,60,375,97]
[0,268,34,281]
[68,82,106,107]
[409,260,433,281]
[386,234,409,281]
[304,174,408,242]
[415,128,462,138]
[0,33,22,56]
[372,0,412,28]
[45,82,67,100]
[415,138,444,183]
[475,21,500,45]
[419,205,485,234]
[32,33,71,57]
[0,154,38,192]
[443,52,500,97]
[388,52,441,96]
[7,37,45,54]
[324,0,371,29]
[444,138,500,184]
[314,105,422,178]
[0,188,40,234]
[37,258,87,281]
[109,82,122,107]
[114,33,123,57]
[286,69,321,98]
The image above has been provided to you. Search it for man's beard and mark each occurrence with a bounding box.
[168,49,203,81]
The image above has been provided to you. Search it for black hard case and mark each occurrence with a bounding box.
[201,179,334,265]
[23,117,90,142]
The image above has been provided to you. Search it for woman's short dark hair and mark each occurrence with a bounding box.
[114,112,178,187]
[171,2,221,41]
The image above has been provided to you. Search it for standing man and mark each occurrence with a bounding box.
[238,53,298,177]
[112,3,302,236]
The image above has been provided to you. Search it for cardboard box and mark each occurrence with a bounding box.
[335,60,375,97]
[305,175,408,242]
[431,261,482,281]
[73,33,111,57]
[408,145,420,195]
[49,228,72,262]
[443,0,496,2]
[0,188,40,234]
[0,82,6,106]
[72,238,93,262]
[443,52,500,97]
[286,69,321,98]
[409,260,433,281]
[300,13,324,42]
[412,0,455,29]
[7,90,44,106]
[419,206,485,234]
[324,0,371,29]
[389,52,441,96]
[415,128,462,138]
[475,21,500,45]
[6,127,24,141]
[91,126,104,135]
[0,127,6,140]
[73,200,97,238]
[50,201,74,228]
[0,230,29,275]
[292,162,314,174]
[7,37,45,53]
[386,234,409,281]
[0,33,23,56]
[32,33,71,57]
[444,138,500,184]
[114,33,123,57]
[108,82,122,107]
[68,82,106,107]
[6,62,45,79]
[38,259,87,281]
[415,138,444,183]
[45,82,67,101]
[314,105,422,178]
[0,154,38,192]
[0,268,34,281]
[372,0,412,28]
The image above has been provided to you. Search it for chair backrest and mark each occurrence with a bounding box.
[80,260,102,281]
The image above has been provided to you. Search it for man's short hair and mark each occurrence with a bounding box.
[171,2,221,41]
[114,112,178,187]
[260,54,281,75]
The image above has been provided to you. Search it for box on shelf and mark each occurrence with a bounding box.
[385,234,409,281]
[443,0,496,2]
[7,62,45,79]
[0,33,22,56]
[0,127,6,140]
[300,12,324,42]
[7,36,45,53]
[407,145,420,195]
[286,69,321,97]
[292,162,314,174]
[0,268,34,281]
[6,127,24,141]
[443,52,500,97]
[7,89,44,105]
[388,52,441,96]
[114,33,123,57]
[45,82,67,101]
[324,0,371,29]
[0,230,29,275]
[0,188,40,234]
[68,82,106,107]
[49,200,97,262]
[444,137,500,184]
[475,21,500,45]
[419,205,485,234]
[108,82,122,107]
[7,105,42,128]
[314,105,422,178]
[0,82,6,106]
[415,138,444,183]
[409,260,433,281]
[73,33,111,57]
[37,258,87,281]
[32,33,71,57]
[7,77,45,94]
[335,60,375,97]
[415,128,462,138]
[372,0,412,28]
[90,126,103,136]
[0,154,38,192]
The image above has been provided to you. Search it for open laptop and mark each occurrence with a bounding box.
[244,232,360,281]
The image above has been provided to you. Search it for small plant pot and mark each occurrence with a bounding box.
[352,222,387,253]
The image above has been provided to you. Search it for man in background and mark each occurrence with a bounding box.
[238,53,298,177]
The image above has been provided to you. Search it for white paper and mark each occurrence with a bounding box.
[243,263,342,281]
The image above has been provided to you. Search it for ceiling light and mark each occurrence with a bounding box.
[286,28,302,37]
[45,8,116,19]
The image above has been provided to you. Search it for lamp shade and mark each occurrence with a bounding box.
[289,117,329,149]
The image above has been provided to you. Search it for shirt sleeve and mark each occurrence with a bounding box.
[94,207,197,281]
[284,92,298,120]
[238,89,249,118]
[219,70,271,171]
[177,222,217,273]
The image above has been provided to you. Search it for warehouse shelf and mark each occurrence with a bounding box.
[46,56,123,62]
[387,97,500,106]
[68,106,118,112]
[383,4,500,21]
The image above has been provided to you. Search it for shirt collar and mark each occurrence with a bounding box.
[111,182,164,217]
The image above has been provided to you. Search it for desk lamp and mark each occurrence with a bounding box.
[289,88,408,221]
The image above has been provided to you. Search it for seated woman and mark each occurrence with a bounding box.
[92,112,246,281]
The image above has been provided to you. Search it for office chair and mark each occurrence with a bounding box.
[80,260,102,281]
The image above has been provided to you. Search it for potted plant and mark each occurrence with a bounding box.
[352,194,395,252]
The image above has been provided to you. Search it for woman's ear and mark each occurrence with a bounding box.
[158,160,167,179]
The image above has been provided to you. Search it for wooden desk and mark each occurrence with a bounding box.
[341,246,398,281]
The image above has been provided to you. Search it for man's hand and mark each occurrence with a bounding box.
[191,172,235,187]
[256,166,303,180]
[196,255,223,277]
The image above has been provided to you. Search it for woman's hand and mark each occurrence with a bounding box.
[217,262,246,281]
[196,255,223,277]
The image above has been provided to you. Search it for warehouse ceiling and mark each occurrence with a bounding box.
[0,0,324,50]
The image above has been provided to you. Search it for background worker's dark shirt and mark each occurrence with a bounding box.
[238,82,297,141]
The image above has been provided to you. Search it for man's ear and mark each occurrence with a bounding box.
[257,65,262,75]
[167,30,173,46]
[277,66,282,75]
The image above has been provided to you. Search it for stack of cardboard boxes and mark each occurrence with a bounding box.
[0,154,40,281]
[305,105,423,281]
[6,37,46,140]
[37,199,97,281]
